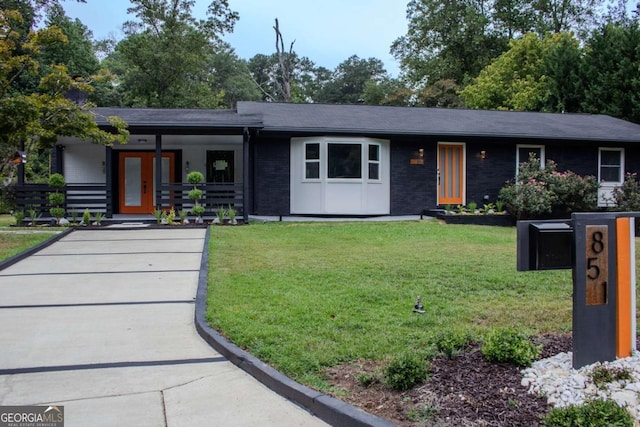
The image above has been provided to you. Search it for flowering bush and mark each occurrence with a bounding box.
[499,155,598,219]
[612,173,640,211]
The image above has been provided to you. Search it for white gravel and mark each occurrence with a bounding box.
[522,352,640,420]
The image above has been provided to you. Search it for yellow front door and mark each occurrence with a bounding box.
[119,152,174,214]
[437,143,465,205]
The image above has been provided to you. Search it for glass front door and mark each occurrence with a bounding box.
[119,152,174,214]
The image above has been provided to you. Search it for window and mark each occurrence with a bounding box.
[516,145,545,174]
[599,148,624,183]
[328,143,361,179]
[368,144,380,180]
[305,143,320,179]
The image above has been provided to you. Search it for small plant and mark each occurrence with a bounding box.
[456,204,467,214]
[13,210,25,226]
[542,399,633,427]
[432,329,474,359]
[467,201,477,213]
[187,171,205,223]
[82,208,91,226]
[166,208,176,224]
[215,206,227,224]
[179,209,188,223]
[481,203,496,214]
[481,328,541,367]
[153,208,164,224]
[496,200,505,212]
[48,173,66,225]
[227,205,237,224]
[355,372,380,388]
[94,212,104,226]
[444,204,453,213]
[407,405,437,422]
[28,207,41,226]
[588,365,633,390]
[384,353,429,391]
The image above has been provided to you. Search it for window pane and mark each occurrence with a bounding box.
[328,144,361,179]
[600,150,621,166]
[305,143,320,160]
[601,166,621,182]
[305,162,319,179]
[369,144,379,161]
[369,163,379,180]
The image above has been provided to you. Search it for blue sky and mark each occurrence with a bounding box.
[62,0,408,76]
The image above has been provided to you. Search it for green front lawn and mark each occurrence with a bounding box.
[206,221,587,388]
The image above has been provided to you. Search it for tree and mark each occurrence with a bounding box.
[581,22,640,123]
[460,32,582,111]
[114,0,238,107]
[315,55,388,104]
[0,7,128,185]
[362,77,412,106]
[207,43,261,108]
[532,0,604,37]
[416,79,465,108]
[391,0,508,86]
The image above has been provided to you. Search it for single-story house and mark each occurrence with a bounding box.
[15,101,640,221]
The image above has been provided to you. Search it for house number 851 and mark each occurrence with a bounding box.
[585,226,608,306]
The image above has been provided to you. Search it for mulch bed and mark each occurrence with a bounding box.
[324,333,572,426]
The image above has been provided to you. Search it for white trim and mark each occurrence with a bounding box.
[437,142,466,206]
[597,147,625,207]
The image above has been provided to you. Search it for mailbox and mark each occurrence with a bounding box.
[528,222,573,270]
[517,220,573,271]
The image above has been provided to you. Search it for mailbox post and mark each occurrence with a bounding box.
[517,213,637,369]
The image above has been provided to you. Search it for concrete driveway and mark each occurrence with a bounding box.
[0,228,328,427]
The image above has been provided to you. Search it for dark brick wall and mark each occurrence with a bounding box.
[251,137,290,215]
[390,138,437,215]
[465,141,515,206]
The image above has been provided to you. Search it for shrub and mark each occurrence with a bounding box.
[499,155,598,219]
[13,210,25,226]
[355,372,380,387]
[191,205,205,217]
[613,173,640,211]
[188,189,203,201]
[542,399,633,427]
[589,365,633,390]
[48,192,65,206]
[82,208,91,226]
[384,353,429,391]
[48,173,65,189]
[186,171,204,185]
[432,329,474,359]
[481,328,541,367]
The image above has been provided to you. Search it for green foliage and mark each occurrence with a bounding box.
[215,206,227,223]
[314,55,388,104]
[153,208,163,224]
[542,399,633,427]
[481,328,541,367]
[407,405,437,422]
[467,201,477,213]
[589,365,633,390]
[48,173,65,189]
[82,208,91,226]
[613,173,640,211]
[187,189,203,201]
[93,211,103,226]
[355,372,380,388]
[12,210,24,226]
[384,353,429,391]
[227,205,236,223]
[432,329,475,359]
[499,155,598,219]
[49,206,65,221]
[190,205,205,217]
[179,209,188,222]
[48,192,64,206]
[28,207,41,225]
[186,171,204,185]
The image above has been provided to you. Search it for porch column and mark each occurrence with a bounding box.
[243,128,250,223]
[105,146,113,218]
[155,134,162,210]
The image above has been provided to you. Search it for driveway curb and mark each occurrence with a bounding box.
[0,228,72,271]
[194,227,396,427]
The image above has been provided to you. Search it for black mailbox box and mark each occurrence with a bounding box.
[528,222,573,270]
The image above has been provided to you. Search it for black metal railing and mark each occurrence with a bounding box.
[15,182,244,218]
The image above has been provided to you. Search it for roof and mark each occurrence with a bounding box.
[93,107,262,130]
[237,102,640,143]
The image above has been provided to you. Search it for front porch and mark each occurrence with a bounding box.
[15,181,245,223]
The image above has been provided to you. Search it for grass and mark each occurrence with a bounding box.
[0,214,59,262]
[206,221,587,388]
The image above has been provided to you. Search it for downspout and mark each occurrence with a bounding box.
[155,134,162,210]
[243,127,250,223]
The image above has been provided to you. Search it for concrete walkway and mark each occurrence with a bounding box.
[0,228,329,427]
